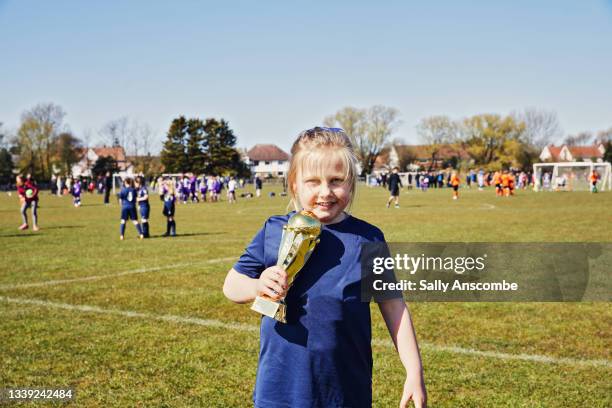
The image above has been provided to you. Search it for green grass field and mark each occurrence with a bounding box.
[1,185,611,407]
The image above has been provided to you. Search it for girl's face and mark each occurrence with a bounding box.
[293,151,351,224]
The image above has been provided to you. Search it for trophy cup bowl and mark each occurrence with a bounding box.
[250,210,321,323]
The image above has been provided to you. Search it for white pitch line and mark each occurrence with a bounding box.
[0,257,236,291]
[0,295,609,369]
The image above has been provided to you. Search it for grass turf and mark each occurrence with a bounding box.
[0,185,611,407]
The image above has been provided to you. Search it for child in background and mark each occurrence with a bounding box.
[199,175,208,202]
[501,170,510,197]
[451,171,460,200]
[16,175,40,231]
[214,176,223,201]
[508,172,516,196]
[386,166,402,208]
[162,180,177,237]
[493,171,502,196]
[71,179,82,207]
[227,176,237,204]
[135,176,151,238]
[117,178,143,240]
[223,127,426,408]
[590,169,599,193]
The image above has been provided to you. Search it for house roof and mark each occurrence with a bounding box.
[93,146,127,162]
[567,145,603,159]
[543,144,603,161]
[247,144,290,161]
[374,144,469,169]
[546,145,563,161]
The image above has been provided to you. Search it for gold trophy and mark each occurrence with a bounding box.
[251,210,321,323]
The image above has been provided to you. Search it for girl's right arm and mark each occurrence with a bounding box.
[223,266,287,304]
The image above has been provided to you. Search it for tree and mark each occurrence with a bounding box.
[161,116,189,173]
[92,156,118,178]
[185,118,207,173]
[55,132,83,175]
[417,115,459,171]
[396,146,417,171]
[203,118,247,176]
[324,105,400,175]
[461,114,526,169]
[15,103,66,179]
[0,148,14,185]
[603,141,612,164]
[99,117,129,148]
[564,131,592,146]
[595,127,612,144]
[513,108,562,149]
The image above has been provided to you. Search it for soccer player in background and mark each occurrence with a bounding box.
[117,177,143,240]
[162,180,177,237]
[590,169,599,193]
[16,175,40,231]
[71,178,82,207]
[501,170,510,197]
[386,167,403,208]
[493,171,502,196]
[450,171,460,200]
[135,176,150,238]
[508,172,516,196]
[227,176,237,204]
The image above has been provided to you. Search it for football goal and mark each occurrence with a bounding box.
[533,162,611,192]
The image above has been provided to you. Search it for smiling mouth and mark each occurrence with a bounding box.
[315,201,336,208]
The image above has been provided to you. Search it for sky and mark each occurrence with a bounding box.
[1,0,611,153]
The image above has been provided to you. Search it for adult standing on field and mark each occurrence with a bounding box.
[386,167,403,208]
[104,171,112,205]
[255,176,263,197]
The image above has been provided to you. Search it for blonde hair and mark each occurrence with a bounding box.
[287,127,358,211]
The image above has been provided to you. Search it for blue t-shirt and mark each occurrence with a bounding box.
[234,213,394,408]
[138,186,149,206]
[118,187,137,208]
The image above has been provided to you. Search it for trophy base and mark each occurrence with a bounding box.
[251,296,287,323]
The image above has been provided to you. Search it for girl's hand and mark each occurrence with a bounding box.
[256,266,288,300]
[399,372,427,408]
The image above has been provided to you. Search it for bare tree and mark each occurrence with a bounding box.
[364,105,401,174]
[513,108,563,149]
[595,127,612,144]
[417,115,458,170]
[17,103,66,179]
[323,107,368,172]
[99,117,129,147]
[564,131,592,146]
[324,106,400,175]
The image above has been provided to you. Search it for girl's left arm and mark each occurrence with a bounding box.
[378,298,427,408]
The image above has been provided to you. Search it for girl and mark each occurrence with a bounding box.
[117,177,143,240]
[199,175,208,202]
[162,180,177,237]
[71,178,82,207]
[450,171,460,200]
[223,127,426,408]
[16,175,40,231]
[135,176,151,238]
[227,176,237,204]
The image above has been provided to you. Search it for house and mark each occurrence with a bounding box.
[245,144,290,178]
[374,144,471,173]
[539,143,605,162]
[71,146,133,177]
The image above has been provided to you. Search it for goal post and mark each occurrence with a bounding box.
[533,162,611,192]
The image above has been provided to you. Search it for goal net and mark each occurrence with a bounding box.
[533,162,611,192]
[365,172,419,187]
